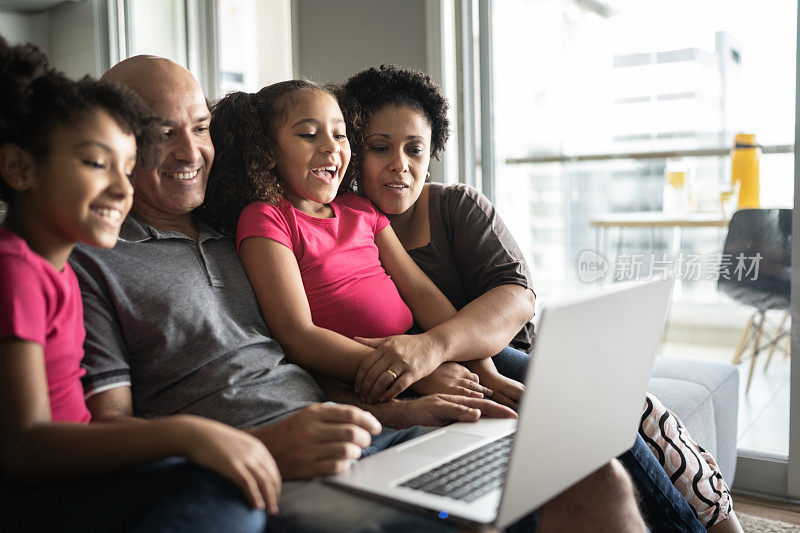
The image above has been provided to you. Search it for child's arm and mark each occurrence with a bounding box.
[374,225,458,329]
[0,338,280,513]
[239,235,457,397]
[463,358,524,410]
[239,235,395,381]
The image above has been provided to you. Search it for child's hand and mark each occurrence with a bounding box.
[353,334,446,403]
[411,362,493,398]
[177,415,281,514]
[474,370,525,411]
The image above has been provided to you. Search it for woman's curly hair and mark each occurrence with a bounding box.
[0,36,162,205]
[198,79,338,237]
[337,64,450,192]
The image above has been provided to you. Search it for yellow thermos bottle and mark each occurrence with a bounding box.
[731,133,760,209]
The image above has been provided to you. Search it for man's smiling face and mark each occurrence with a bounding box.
[128,64,214,221]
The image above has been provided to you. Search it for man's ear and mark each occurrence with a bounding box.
[0,144,36,193]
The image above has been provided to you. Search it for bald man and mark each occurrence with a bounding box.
[69,56,697,532]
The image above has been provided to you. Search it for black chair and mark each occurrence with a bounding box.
[718,208,791,392]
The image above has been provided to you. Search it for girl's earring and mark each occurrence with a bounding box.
[425,172,430,182]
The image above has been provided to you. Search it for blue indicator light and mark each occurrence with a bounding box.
[438,511,449,519]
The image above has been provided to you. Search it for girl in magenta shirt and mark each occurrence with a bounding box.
[0,39,277,530]
[200,81,514,405]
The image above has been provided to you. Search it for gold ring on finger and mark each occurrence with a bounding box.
[386,369,398,380]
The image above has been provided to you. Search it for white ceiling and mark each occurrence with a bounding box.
[0,0,81,13]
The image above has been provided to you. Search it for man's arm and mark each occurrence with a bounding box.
[85,386,144,424]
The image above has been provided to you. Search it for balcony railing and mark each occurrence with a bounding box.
[505,144,794,165]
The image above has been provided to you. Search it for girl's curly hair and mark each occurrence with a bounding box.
[0,36,162,205]
[337,64,450,192]
[198,79,338,237]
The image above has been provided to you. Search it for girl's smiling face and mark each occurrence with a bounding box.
[358,104,432,217]
[273,89,350,215]
[24,109,136,252]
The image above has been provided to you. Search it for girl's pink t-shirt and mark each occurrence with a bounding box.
[237,193,414,339]
[0,228,91,423]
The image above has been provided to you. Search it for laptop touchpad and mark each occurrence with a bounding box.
[397,430,485,457]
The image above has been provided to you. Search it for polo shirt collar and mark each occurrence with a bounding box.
[118,214,226,244]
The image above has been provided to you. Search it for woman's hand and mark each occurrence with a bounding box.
[177,416,282,514]
[411,362,493,398]
[372,394,518,429]
[353,334,447,403]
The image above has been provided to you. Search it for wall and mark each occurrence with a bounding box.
[0,9,50,54]
[48,0,103,78]
[293,0,428,85]
[0,0,102,78]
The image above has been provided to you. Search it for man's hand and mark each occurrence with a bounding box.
[374,394,517,429]
[250,403,381,480]
[353,334,446,403]
[411,362,492,398]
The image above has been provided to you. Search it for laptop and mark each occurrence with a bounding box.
[326,278,674,529]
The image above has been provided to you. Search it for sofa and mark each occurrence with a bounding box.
[648,357,740,484]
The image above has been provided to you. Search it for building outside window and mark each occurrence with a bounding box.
[489,0,796,458]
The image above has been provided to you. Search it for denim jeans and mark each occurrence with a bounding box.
[493,345,705,532]
[0,458,267,533]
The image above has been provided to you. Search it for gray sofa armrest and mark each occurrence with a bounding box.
[648,357,739,484]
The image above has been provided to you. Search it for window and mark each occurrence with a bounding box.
[483,0,796,471]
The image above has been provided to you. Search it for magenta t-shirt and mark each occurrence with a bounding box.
[0,228,91,423]
[237,193,414,339]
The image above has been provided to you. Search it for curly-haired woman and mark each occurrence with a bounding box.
[339,64,741,533]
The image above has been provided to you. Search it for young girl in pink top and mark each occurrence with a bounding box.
[0,39,278,531]
[200,81,515,405]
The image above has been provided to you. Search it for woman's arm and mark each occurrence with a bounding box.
[355,226,534,402]
[355,227,483,401]
[423,284,535,361]
[377,224,532,359]
[238,235,375,381]
[0,338,280,511]
[431,184,537,359]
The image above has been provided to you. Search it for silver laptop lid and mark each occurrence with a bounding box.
[496,278,673,528]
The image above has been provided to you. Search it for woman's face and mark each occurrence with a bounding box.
[359,104,431,216]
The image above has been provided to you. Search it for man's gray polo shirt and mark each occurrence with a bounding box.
[70,215,325,428]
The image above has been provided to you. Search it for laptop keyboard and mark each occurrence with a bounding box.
[398,434,513,502]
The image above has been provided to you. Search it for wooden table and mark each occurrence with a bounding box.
[590,211,729,260]
[590,212,729,229]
